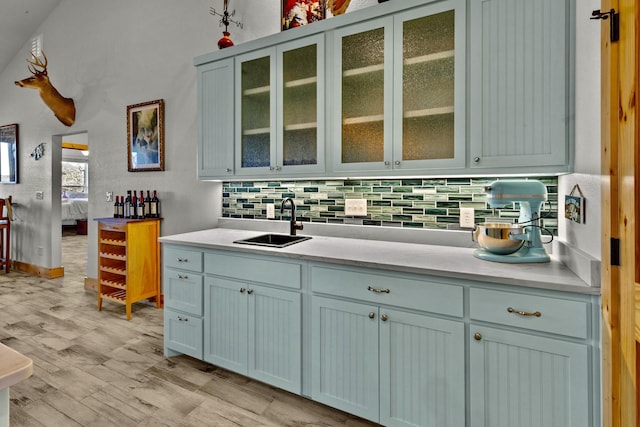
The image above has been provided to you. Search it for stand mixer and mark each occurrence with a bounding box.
[473,179,550,263]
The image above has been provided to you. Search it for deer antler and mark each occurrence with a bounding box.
[27,51,48,76]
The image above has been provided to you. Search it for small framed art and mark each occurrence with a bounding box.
[127,99,165,172]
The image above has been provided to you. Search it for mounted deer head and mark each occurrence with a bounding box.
[15,51,76,127]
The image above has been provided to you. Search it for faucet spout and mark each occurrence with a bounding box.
[280,198,303,236]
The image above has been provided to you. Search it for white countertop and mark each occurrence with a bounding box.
[0,343,32,390]
[159,228,599,295]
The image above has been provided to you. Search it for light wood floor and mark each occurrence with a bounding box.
[1,232,379,426]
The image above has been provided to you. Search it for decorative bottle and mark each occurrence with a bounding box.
[137,190,146,219]
[145,191,152,218]
[113,196,119,218]
[129,192,137,219]
[150,190,160,218]
[124,191,131,219]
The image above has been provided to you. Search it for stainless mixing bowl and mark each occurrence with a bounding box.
[473,223,525,255]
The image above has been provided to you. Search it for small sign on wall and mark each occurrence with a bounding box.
[565,184,585,224]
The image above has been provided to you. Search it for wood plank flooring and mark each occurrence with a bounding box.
[1,232,379,426]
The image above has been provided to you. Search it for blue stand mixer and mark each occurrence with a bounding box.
[473,179,551,263]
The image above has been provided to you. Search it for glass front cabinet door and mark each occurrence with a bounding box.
[333,0,465,174]
[235,35,325,177]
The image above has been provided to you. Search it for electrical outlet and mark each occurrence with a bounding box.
[460,207,475,228]
[35,191,44,200]
[106,192,113,202]
[345,199,367,216]
[266,204,275,219]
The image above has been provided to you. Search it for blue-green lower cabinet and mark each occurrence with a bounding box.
[204,276,302,394]
[311,296,465,426]
[469,325,590,427]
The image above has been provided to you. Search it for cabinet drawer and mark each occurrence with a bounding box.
[164,270,203,316]
[164,309,203,360]
[164,246,203,272]
[311,266,462,317]
[205,253,301,290]
[469,288,589,339]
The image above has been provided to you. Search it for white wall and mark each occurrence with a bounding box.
[0,0,280,277]
[558,0,601,260]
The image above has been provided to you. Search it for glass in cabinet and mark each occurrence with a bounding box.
[333,0,465,173]
[235,35,324,176]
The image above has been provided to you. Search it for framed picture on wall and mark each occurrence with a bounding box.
[282,0,325,31]
[0,123,18,183]
[127,99,165,172]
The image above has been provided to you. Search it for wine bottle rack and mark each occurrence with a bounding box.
[96,218,162,320]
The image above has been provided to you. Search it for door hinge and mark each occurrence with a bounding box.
[610,237,620,266]
[591,9,620,42]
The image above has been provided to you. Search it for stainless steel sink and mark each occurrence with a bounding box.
[233,233,311,248]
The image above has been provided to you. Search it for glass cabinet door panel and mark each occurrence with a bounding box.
[241,55,272,168]
[341,27,386,164]
[282,43,318,166]
[401,10,456,162]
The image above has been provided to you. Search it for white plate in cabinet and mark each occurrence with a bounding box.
[164,270,203,316]
[311,265,462,317]
[164,309,203,360]
[469,288,588,339]
[164,246,203,272]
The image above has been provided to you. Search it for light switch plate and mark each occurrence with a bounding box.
[266,204,275,219]
[345,199,367,216]
[460,207,475,228]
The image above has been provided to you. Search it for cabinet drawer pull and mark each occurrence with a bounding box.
[474,332,482,341]
[381,314,388,321]
[247,289,254,295]
[507,307,542,317]
[367,286,390,294]
[177,316,189,322]
[240,287,246,293]
[177,257,188,263]
[368,312,375,319]
[177,274,189,279]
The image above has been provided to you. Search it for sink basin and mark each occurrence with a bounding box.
[234,233,311,248]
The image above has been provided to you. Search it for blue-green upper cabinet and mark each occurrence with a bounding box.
[332,0,466,175]
[198,58,235,179]
[469,0,573,172]
[235,35,325,177]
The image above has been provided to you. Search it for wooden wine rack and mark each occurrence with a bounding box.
[96,218,161,320]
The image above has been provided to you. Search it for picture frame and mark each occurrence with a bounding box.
[564,194,585,224]
[127,99,164,172]
[282,0,325,31]
[0,123,19,184]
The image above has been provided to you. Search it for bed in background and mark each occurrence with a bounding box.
[62,191,88,234]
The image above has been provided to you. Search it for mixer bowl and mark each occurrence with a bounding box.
[473,223,525,255]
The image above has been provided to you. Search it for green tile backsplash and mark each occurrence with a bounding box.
[223,177,558,234]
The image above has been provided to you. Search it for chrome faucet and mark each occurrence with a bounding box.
[281,198,303,236]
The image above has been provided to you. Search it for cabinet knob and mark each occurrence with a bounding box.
[275,166,282,171]
[394,161,400,166]
[473,157,480,163]
[240,287,246,293]
[247,289,254,295]
[384,161,390,166]
[225,168,232,173]
[381,314,388,322]
[474,332,482,341]
[177,274,189,280]
[369,312,376,319]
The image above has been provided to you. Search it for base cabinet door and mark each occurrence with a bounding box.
[311,297,380,422]
[205,277,302,394]
[380,309,465,427]
[164,309,203,359]
[469,325,590,427]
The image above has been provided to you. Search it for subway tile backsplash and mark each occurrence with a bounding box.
[223,177,558,235]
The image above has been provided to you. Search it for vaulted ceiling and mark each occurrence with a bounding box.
[0,0,62,74]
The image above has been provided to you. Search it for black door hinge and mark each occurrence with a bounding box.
[610,237,620,266]
[591,9,620,42]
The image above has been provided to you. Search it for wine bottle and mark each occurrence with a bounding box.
[113,196,119,218]
[137,190,146,219]
[124,190,131,219]
[150,190,160,218]
[145,191,152,218]
[129,192,137,219]
[117,196,125,218]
